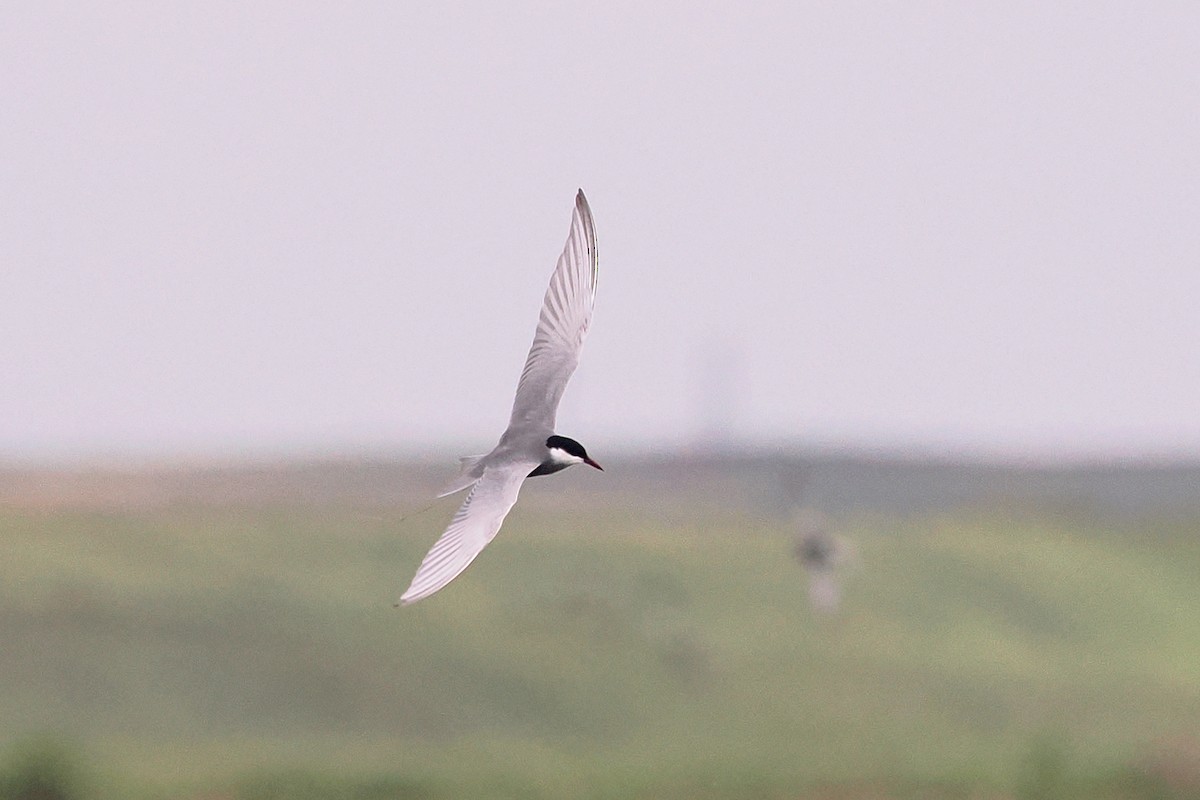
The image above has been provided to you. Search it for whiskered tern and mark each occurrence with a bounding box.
[399,190,602,605]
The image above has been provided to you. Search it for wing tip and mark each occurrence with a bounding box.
[398,571,450,606]
[572,190,597,276]
[398,581,436,605]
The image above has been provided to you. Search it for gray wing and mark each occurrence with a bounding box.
[508,190,599,430]
[399,462,536,605]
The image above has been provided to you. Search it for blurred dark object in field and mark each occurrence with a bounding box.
[0,736,86,800]
[792,509,854,614]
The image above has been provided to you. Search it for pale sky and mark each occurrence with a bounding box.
[2,3,1198,461]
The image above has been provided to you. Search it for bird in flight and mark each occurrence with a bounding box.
[399,190,602,605]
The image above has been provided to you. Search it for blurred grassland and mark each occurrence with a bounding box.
[1,469,1199,799]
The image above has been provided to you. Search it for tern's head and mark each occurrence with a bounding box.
[546,435,603,471]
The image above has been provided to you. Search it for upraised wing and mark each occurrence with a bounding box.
[399,462,536,605]
[507,190,598,430]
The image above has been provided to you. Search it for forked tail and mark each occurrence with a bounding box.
[436,454,487,497]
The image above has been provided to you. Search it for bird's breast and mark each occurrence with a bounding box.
[528,461,569,478]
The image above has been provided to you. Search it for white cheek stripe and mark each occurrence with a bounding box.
[548,447,583,465]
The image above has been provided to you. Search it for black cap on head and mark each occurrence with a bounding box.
[546,435,587,458]
[546,435,603,470]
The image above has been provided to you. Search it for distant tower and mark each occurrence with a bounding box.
[693,332,744,451]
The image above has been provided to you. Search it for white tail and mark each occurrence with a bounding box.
[437,454,487,498]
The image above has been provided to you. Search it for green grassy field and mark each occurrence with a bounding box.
[2,482,1199,799]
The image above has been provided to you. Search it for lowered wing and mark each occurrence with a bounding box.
[399,462,536,605]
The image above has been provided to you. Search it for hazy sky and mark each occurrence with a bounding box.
[3,3,1198,461]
